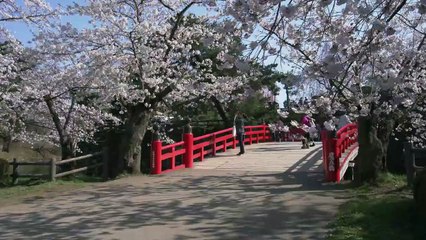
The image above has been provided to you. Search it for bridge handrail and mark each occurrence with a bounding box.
[151,124,271,174]
[321,123,359,182]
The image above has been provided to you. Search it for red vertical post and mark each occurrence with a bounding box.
[183,132,194,168]
[151,139,162,174]
[171,146,176,170]
[263,125,267,142]
[256,131,260,143]
[223,139,227,152]
[201,147,204,161]
[333,138,341,182]
[328,138,338,182]
[248,127,253,145]
[212,133,216,156]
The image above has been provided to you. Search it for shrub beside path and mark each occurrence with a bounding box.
[0,142,349,240]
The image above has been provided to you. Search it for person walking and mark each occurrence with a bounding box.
[234,111,246,155]
[300,114,312,149]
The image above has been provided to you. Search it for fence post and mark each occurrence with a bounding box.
[12,158,18,185]
[151,131,162,174]
[50,158,56,182]
[183,124,194,168]
[212,133,216,156]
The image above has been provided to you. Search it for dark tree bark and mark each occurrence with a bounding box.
[60,136,75,160]
[377,118,395,171]
[355,116,384,184]
[44,95,76,161]
[210,96,229,127]
[1,135,11,152]
[386,130,406,174]
[414,171,426,218]
[119,105,154,175]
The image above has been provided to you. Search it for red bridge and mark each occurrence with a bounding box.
[151,123,359,183]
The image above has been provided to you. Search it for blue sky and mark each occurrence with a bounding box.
[5,0,289,107]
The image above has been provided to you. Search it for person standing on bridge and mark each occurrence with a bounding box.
[234,111,247,156]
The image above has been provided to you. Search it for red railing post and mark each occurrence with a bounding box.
[329,138,338,182]
[183,133,193,169]
[256,130,260,143]
[333,138,341,182]
[263,125,267,142]
[321,130,339,182]
[248,127,253,145]
[171,146,176,170]
[183,124,194,168]
[212,133,216,156]
[151,137,162,175]
[200,147,204,161]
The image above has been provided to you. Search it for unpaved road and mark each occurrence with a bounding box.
[0,142,348,240]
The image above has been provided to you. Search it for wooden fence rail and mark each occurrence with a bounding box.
[8,150,106,184]
[8,159,53,184]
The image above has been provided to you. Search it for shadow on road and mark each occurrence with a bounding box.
[0,144,350,240]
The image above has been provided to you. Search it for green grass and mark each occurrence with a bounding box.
[328,173,426,240]
[0,175,103,206]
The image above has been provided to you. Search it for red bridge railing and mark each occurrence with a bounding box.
[321,123,358,182]
[151,125,271,174]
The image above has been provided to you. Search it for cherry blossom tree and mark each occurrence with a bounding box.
[217,0,426,182]
[27,1,246,174]
[0,0,55,152]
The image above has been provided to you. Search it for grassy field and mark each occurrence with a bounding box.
[328,173,426,240]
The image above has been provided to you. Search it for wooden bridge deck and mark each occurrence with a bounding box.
[0,142,349,240]
[194,142,323,173]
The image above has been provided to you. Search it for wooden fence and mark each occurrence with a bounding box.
[8,150,106,184]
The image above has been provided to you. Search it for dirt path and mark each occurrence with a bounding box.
[0,143,348,240]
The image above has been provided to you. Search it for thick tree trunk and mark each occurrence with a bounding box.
[355,116,384,184]
[377,119,395,171]
[61,136,76,160]
[1,135,11,152]
[210,96,229,127]
[414,171,426,218]
[120,108,154,175]
[386,130,406,174]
